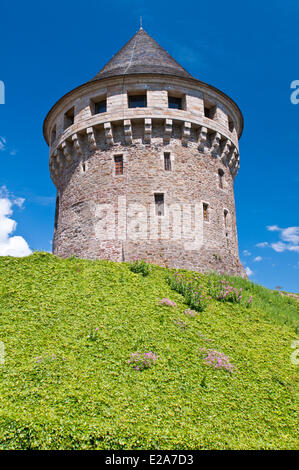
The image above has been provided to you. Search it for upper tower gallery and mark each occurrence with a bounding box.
[43,28,246,276]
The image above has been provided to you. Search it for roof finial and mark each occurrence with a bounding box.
[140,16,143,29]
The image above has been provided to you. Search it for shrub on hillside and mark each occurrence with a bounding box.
[207,278,242,303]
[129,259,151,277]
[166,272,209,312]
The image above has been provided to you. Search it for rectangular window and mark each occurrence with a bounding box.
[228,117,234,132]
[218,169,224,189]
[168,95,183,110]
[155,193,164,216]
[114,155,123,175]
[224,209,228,227]
[164,152,171,171]
[64,107,74,130]
[203,203,209,221]
[204,102,216,120]
[128,94,147,108]
[95,99,107,114]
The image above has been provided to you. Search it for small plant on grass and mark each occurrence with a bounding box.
[128,352,158,371]
[184,308,198,317]
[87,327,99,341]
[129,259,151,277]
[174,319,188,329]
[159,298,177,307]
[34,354,66,364]
[199,347,235,373]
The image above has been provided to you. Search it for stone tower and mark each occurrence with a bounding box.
[43,28,246,276]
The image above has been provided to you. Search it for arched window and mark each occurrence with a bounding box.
[218,169,224,189]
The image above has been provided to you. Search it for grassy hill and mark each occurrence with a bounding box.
[0,252,298,450]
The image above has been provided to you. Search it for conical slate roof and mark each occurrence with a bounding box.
[91,28,192,81]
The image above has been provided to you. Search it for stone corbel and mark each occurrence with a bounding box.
[164,118,172,144]
[210,132,221,157]
[198,126,208,153]
[144,118,152,144]
[86,127,97,151]
[72,133,82,156]
[229,149,239,175]
[182,121,191,146]
[53,150,62,169]
[124,120,132,145]
[104,122,114,146]
[221,139,233,165]
[61,141,72,162]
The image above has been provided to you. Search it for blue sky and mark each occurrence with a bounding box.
[0,0,298,292]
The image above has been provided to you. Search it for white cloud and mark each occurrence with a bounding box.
[0,137,17,156]
[280,227,299,244]
[256,242,269,248]
[242,249,251,256]
[0,137,6,151]
[0,186,31,257]
[254,256,262,262]
[265,225,299,255]
[245,266,253,276]
[267,225,280,232]
[271,241,287,253]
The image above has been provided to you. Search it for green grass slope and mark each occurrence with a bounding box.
[0,252,298,450]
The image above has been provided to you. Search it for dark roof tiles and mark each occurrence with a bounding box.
[91,28,192,81]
